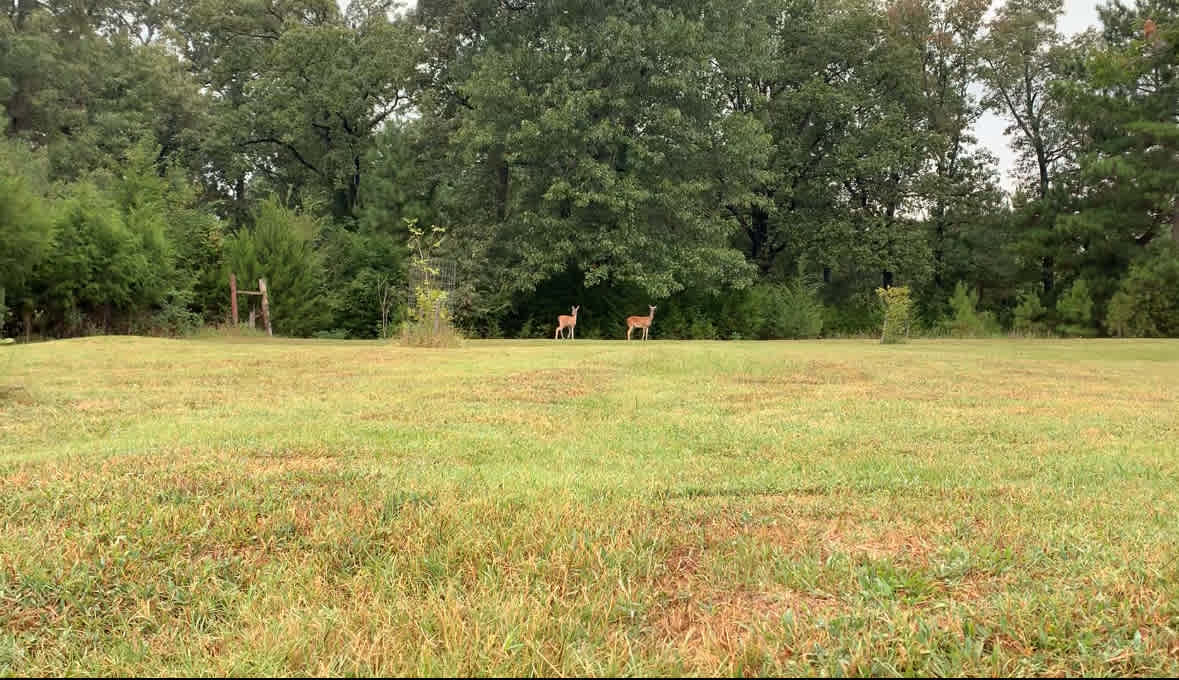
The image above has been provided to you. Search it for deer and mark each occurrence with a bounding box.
[626,305,657,341]
[555,305,579,340]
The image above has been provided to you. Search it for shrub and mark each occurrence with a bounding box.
[1012,290,1050,336]
[727,280,824,340]
[940,282,1000,338]
[150,288,204,337]
[1105,241,1179,337]
[517,317,538,339]
[876,285,912,344]
[823,292,883,337]
[688,317,719,340]
[769,279,825,339]
[223,198,328,337]
[1056,278,1096,338]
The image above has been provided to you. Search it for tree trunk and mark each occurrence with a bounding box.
[1042,255,1054,294]
[1172,197,1179,242]
[1037,149,1054,293]
[750,206,772,275]
[491,147,509,221]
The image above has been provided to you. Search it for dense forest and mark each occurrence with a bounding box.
[2,0,1177,341]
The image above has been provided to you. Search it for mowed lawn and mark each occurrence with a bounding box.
[2,336,1179,676]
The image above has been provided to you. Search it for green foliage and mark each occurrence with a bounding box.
[224,199,327,337]
[3,0,1179,340]
[148,289,204,337]
[319,226,404,339]
[1106,242,1179,338]
[1056,278,1097,337]
[38,184,158,334]
[877,286,913,344]
[516,318,539,340]
[1013,290,1050,336]
[0,138,53,334]
[822,292,885,337]
[738,282,825,340]
[942,282,1000,338]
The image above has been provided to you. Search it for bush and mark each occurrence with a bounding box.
[726,280,824,340]
[768,280,825,339]
[1106,242,1179,337]
[1056,278,1096,337]
[876,285,912,344]
[223,198,328,337]
[689,317,719,340]
[517,317,538,339]
[149,288,204,337]
[941,281,999,337]
[823,292,883,337]
[1012,290,1050,336]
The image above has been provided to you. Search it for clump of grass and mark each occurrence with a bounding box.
[399,310,462,347]
[192,324,272,340]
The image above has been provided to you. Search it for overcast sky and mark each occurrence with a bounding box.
[352,0,1106,193]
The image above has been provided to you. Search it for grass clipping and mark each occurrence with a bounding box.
[401,220,461,348]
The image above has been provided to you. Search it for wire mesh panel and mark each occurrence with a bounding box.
[407,258,457,311]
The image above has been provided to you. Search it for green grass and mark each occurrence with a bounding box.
[2,336,1179,676]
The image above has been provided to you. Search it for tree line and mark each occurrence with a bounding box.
[2,0,1177,341]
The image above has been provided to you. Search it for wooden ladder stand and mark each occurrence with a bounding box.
[229,273,273,336]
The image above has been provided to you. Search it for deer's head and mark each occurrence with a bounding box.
[572,305,580,315]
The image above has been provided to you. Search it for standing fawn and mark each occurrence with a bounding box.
[555,305,579,340]
[626,305,657,341]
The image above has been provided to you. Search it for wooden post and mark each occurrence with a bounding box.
[229,273,239,326]
[259,278,273,336]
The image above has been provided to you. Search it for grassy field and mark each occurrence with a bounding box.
[2,336,1179,676]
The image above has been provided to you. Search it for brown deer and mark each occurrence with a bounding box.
[626,305,656,341]
[555,305,579,340]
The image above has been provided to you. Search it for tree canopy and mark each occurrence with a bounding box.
[2,0,1176,339]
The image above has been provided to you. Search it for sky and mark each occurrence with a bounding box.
[350,0,1106,193]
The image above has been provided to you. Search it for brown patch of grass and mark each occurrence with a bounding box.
[648,550,840,673]
[471,368,613,404]
[734,360,870,387]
